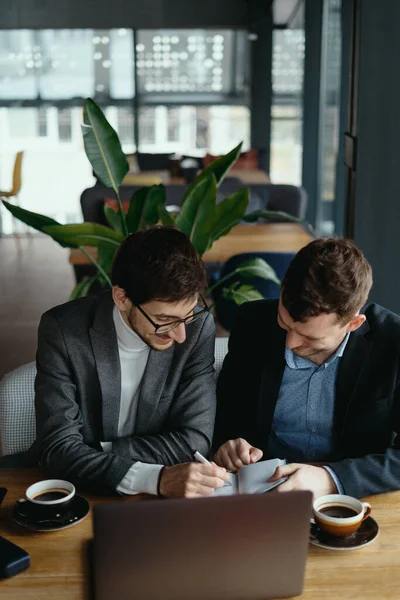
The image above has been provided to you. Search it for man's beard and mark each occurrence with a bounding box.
[127,307,174,352]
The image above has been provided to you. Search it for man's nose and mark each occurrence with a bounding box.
[167,322,186,344]
[285,329,304,349]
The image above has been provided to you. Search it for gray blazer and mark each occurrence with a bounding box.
[33,292,216,492]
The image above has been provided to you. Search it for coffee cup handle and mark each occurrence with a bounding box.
[361,502,371,521]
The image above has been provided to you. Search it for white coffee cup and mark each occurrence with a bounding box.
[26,479,75,508]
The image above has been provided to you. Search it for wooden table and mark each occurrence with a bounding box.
[1,468,400,599]
[122,169,270,187]
[69,223,313,266]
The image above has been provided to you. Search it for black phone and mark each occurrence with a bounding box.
[0,535,31,578]
[0,489,30,578]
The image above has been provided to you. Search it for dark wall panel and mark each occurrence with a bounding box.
[1,0,266,29]
[250,13,273,172]
[353,0,400,312]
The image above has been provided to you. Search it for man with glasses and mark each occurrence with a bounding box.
[34,227,229,498]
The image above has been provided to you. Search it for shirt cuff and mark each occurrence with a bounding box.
[100,441,113,453]
[117,462,164,496]
[323,466,345,494]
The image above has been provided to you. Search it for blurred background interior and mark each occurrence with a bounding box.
[0,0,398,375]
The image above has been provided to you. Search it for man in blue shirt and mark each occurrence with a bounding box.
[213,237,400,499]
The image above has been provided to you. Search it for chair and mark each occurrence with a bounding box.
[243,184,307,220]
[0,151,24,236]
[0,339,229,457]
[0,361,36,456]
[0,151,24,202]
[212,251,296,331]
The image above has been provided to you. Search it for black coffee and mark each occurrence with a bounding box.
[319,505,358,518]
[32,488,69,502]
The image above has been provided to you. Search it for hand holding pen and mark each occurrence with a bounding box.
[194,451,232,487]
[158,455,230,498]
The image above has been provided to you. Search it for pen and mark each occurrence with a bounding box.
[193,451,232,487]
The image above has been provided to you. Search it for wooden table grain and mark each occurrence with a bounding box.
[69,223,313,266]
[1,468,399,599]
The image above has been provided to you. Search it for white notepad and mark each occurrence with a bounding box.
[213,458,287,496]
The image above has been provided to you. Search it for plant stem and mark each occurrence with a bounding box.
[115,190,128,237]
[207,270,236,293]
[79,246,113,288]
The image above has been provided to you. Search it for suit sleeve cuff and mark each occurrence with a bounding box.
[100,441,113,453]
[116,462,164,495]
[323,466,345,494]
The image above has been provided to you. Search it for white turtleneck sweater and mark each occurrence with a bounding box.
[100,306,163,495]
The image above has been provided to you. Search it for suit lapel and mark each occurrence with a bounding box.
[134,346,175,434]
[257,326,286,450]
[335,320,373,436]
[89,293,121,440]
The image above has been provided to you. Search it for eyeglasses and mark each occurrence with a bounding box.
[136,294,209,334]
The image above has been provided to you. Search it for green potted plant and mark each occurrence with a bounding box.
[3,98,301,303]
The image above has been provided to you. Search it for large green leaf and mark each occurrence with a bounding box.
[43,223,124,249]
[104,203,125,234]
[182,142,242,203]
[97,245,118,285]
[158,204,175,226]
[200,142,243,185]
[175,175,217,256]
[209,188,249,246]
[82,98,129,194]
[2,201,72,247]
[222,283,264,305]
[208,257,280,294]
[231,258,281,285]
[69,275,98,300]
[126,185,166,233]
[243,209,300,223]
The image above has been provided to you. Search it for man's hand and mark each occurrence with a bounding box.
[269,463,338,500]
[159,462,230,498]
[213,438,263,472]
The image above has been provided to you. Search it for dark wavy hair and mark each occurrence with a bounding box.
[281,237,373,323]
[111,227,207,305]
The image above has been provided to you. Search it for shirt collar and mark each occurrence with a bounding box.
[285,331,350,370]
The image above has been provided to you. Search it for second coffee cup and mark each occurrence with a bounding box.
[313,494,371,537]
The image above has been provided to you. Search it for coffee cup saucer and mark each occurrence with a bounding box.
[13,495,90,532]
[309,516,379,550]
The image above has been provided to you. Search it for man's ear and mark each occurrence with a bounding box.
[112,285,130,312]
[346,313,366,333]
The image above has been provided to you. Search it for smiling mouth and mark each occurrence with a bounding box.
[155,335,172,345]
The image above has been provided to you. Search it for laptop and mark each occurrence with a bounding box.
[92,491,312,600]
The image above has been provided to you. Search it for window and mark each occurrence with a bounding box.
[196,107,209,149]
[109,29,135,99]
[116,107,135,146]
[37,107,48,137]
[167,107,180,142]
[135,29,247,99]
[0,27,250,236]
[139,107,156,144]
[319,0,342,234]
[0,29,134,101]
[8,108,39,138]
[270,28,305,185]
[58,108,72,141]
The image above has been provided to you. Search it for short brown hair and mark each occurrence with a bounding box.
[111,227,207,305]
[281,237,373,323]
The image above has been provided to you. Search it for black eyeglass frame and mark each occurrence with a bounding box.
[136,294,209,334]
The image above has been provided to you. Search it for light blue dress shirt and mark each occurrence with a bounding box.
[269,333,350,493]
